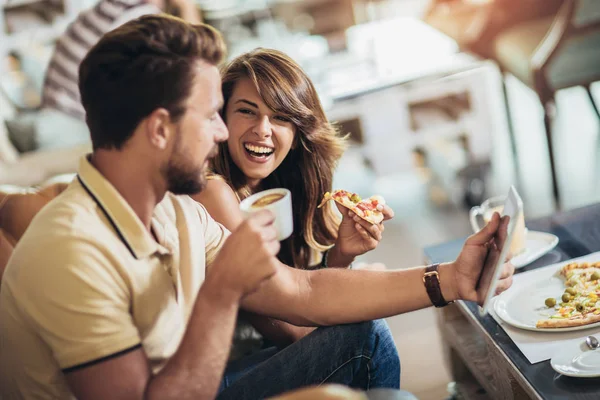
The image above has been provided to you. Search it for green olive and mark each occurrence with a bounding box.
[545,298,557,308]
[565,287,578,296]
[575,303,585,312]
[591,272,600,281]
[350,194,361,203]
[562,293,572,303]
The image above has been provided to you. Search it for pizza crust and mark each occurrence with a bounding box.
[536,312,600,328]
[560,262,600,277]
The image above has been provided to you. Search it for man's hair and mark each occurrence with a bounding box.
[79,15,225,150]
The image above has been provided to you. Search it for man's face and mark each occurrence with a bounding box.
[163,62,227,195]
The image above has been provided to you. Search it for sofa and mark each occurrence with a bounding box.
[0,174,72,282]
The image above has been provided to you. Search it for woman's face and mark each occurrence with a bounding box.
[225,78,297,184]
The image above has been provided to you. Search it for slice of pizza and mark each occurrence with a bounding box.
[318,190,385,225]
[537,262,600,328]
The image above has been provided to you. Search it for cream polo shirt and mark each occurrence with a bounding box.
[0,156,229,399]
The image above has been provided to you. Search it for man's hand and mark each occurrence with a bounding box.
[208,210,279,299]
[328,202,394,267]
[449,212,515,305]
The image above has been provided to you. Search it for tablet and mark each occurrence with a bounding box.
[478,185,523,316]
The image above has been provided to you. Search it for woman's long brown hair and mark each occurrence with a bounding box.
[212,48,347,268]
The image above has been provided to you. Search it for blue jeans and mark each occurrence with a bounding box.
[217,320,400,399]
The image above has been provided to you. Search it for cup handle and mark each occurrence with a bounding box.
[469,206,484,233]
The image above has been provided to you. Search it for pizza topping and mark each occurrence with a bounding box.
[318,190,385,224]
[370,195,386,206]
[537,261,600,328]
[349,193,361,203]
[565,287,578,296]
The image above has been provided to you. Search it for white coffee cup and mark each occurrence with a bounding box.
[239,188,293,241]
[470,195,527,257]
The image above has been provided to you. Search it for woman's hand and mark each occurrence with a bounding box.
[327,203,394,268]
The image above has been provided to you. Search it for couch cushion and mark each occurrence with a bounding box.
[5,113,37,153]
[0,118,20,164]
[5,109,90,154]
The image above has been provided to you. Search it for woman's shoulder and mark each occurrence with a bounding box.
[192,176,245,230]
[196,177,240,203]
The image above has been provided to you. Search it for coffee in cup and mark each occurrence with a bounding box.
[239,188,293,241]
[251,193,285,209]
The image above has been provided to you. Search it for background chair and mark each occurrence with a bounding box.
[493,0,600,209]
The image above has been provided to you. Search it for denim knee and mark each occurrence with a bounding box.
[363,319,401,389]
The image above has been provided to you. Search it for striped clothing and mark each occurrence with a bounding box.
[41,0,161,121]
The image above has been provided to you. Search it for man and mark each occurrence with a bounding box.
[0,15,513,400]
[36,0,202,150]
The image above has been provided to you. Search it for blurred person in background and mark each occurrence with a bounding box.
[36,0,202,150]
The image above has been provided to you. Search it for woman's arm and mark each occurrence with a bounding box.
[192,179,316,344]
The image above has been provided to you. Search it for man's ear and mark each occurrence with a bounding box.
[145,108,173,150]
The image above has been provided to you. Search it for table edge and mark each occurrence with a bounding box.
[456,300,543,400]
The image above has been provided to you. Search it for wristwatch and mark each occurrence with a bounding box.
[423,264,454,308]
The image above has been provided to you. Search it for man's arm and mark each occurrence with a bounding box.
[241,263,454,326]
[60,210,279,400]
[241,213,513,326]
[66,276,239,400]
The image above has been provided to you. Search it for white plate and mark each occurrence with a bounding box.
[511,230,559,269]
[551,340,600,377]
[494,275,600,333]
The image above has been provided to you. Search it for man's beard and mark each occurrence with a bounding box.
[164,156,206,195]
[162,132,209,195]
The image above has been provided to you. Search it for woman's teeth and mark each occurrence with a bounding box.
[244,144,274,157]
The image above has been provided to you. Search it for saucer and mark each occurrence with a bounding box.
[551,340,600,378]
[511,231,559,269]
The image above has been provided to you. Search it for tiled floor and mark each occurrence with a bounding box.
[331,76,600,399]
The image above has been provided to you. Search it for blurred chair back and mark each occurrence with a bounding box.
[492,0,600,209]
[573,0,600,28]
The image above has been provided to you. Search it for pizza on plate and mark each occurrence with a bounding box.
[537,261,600,328]
[318,190,385,225]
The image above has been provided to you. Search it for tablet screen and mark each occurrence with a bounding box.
[478,186,523,316]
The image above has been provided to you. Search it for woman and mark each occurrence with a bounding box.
[193,49,393,348]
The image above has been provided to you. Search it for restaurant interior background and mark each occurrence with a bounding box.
[1,0,599,398]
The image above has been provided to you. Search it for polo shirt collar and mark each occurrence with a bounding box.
[77,155,162,259]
